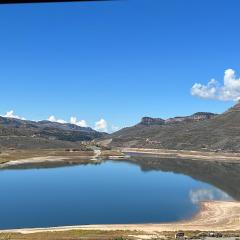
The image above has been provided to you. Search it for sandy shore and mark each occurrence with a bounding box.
[0,149,128,168]
[0,151,101,169]
[2,147,240,168]
[1,201,240,234]
[0,156,72,168]
[121,148,240,163]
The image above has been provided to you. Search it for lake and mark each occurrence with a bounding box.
[0,158,234,230]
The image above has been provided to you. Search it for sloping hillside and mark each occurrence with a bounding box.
[110,102,240,152]
[0,117,106,149]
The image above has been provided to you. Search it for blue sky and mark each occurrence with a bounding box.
[0,0,240,131]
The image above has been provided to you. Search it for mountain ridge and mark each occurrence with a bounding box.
[0,116,107,149]
[140,112,217,126]
[109,102,240,152]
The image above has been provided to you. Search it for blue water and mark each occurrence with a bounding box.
[0,161,231,229]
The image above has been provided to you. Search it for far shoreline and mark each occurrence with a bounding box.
[121,147,240,163]
[1,147,240,169]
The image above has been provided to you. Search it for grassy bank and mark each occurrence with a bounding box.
[0,230,140,240]
[1,230,240,240]
[0,149,94,163]
[0,148,125,168]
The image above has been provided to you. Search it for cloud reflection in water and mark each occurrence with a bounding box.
[189,188,232,204]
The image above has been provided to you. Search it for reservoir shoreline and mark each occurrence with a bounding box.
[1,149,240,235]
[1,147,240,169]
[1,201,240,233]
[121,147,240,163]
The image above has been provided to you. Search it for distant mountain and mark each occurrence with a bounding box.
[140,112,216,125]
[109,102,240,152]
[0,117,107,149]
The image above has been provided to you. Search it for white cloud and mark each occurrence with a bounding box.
[2,111,117,132]
[3,110,25,120]
[48,115,67,124]
[191,69,240,101]
[48,115,88,127]
[94,118,108,132]
[191,79,218,99]
[70,117,87,127]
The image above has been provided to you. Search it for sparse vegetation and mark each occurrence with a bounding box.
[2,230,240,240]
[0,116,107,150]
[0,149,96,169]
[0,230,141,240]
[110,102,240,152]
[0,233,12,240]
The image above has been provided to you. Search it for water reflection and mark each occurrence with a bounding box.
[189,188,232,204]
[0,158,236,229]
[125,155,240,200]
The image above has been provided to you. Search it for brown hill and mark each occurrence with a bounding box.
[0,117,107,149]
[110,102,240,152]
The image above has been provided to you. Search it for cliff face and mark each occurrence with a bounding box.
[190,112,216,120]
[140,112,216,125]
[140,117,165,126]
[109,102,240,152]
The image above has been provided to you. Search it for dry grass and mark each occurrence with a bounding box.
[0,230,141,240]
[0,149,94,164]
[1,230,240,240]
[100,150,124,157]
[121,148,240,163]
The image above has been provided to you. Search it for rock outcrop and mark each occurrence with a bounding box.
[140,117,165,125]
[140,112,216,125]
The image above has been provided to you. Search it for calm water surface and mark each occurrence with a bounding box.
[0,160,232,229]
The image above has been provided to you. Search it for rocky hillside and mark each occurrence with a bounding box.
[0,117,106,149]
[140,112,216,126]
[109,102,240,152]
